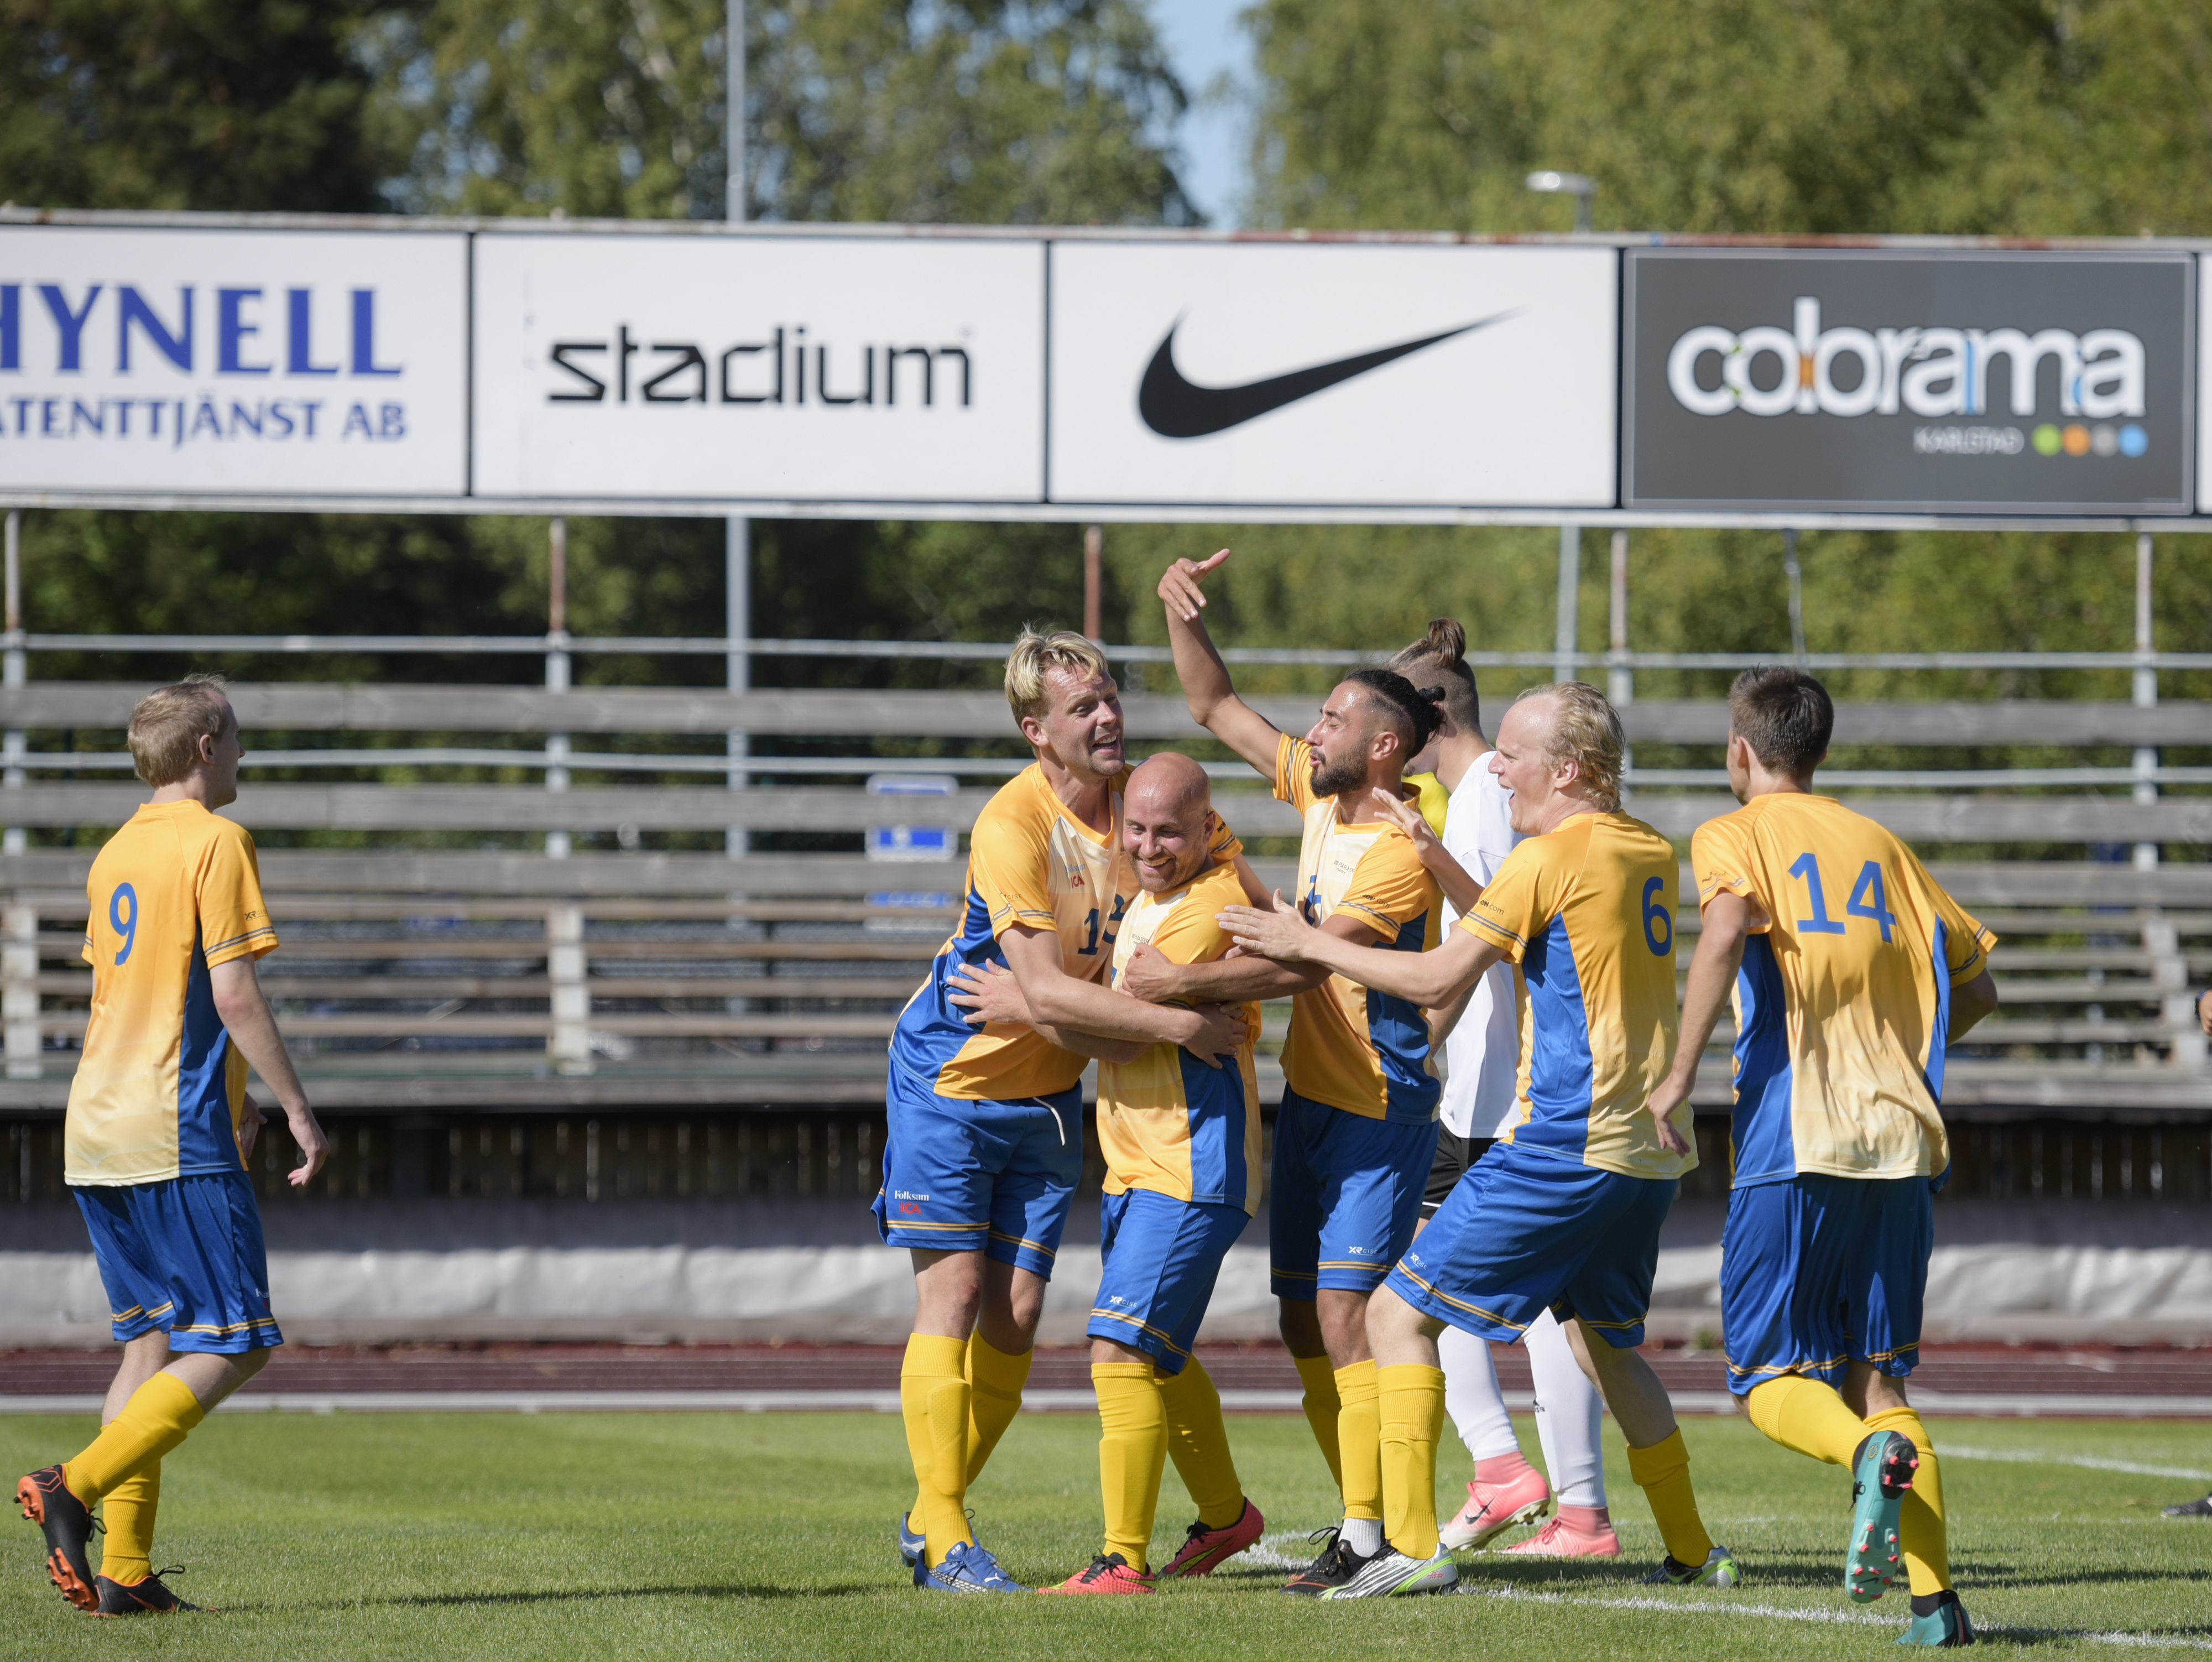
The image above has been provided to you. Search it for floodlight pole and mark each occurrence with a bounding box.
[1554,523,1579,684]
[2135,529,2157,871]
[1783,527,1807,668]
[726,1,749,859]
[3,509,20,857]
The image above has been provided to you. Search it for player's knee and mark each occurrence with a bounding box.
[1277,1298,1324,1356]
[231,1345,274,1382]
[1362,1285,1427,1351]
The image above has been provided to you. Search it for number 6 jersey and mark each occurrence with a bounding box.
[1691,793,1995,1186]
[66,800,279,1186]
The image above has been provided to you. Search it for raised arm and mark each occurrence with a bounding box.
[1158,551,1283,777]
[1218,894,1503,1010]
[1644,890,1752,1156]
[208,956,328,1186]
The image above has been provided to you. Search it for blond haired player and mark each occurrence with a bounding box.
[957,753,1266,1593]
[1644,666,1997,1648]
[17,675,328,1616]
[1139,550,1449,1595]
[1222,683,1734,1598]
[878,630,1246,1593]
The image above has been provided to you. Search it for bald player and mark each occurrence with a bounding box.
[957,753,1266,1593]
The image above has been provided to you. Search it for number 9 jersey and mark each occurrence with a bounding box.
[66,800,279,1186]
[1690,793,1995,1186]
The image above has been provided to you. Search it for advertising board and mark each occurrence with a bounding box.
[1624,248,2195,514]
[0,227,468,497]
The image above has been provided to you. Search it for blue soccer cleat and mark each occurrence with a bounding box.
[1848,1431,1919,1603]
[896,1512,925,1569]
[914,1539,1028,1594]
[1897,1591,1976,1647]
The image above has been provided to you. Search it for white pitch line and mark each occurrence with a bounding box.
[1944,1445,2212,1483]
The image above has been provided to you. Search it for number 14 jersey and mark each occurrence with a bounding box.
[1691,793,1995,1187]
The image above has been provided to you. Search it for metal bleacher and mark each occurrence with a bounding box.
[0,641,2206,1210]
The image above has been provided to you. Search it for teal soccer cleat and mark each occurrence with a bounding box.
[1897,1591,1976,1647]
[1848,1431,1920,1603]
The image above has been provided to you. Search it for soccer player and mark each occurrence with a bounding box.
[956,753,1266,1593]
[1136,550,1448,1595]
[1642,666,1998,1647]
[877,629,1246,1594]
[1219,682,1736,1598]
[1387,621,1617,1560]
[15,675,329,1616]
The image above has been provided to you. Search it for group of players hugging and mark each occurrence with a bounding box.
[877,549,1995,1646]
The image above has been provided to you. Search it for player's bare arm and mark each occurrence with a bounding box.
[1378,794,1483,916]
[1218,892,1503,1009]
[1948,968,2000,1041]
[1158,551,1282,775]
[208,957,328,1186]
[945,961,1149,1065]
[986,924,1246,1067]
[1118,935,1326,1005]
[1645,890,1755,1158]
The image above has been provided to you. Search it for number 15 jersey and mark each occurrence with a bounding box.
[1691,793,1994,1187]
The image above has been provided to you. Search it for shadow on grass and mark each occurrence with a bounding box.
[335,1583,885,1608]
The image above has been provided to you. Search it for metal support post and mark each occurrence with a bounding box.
[546,902,592,1075]
[3,904,38,1080]
[1083,524,1103,642]
[1607,530,1631,708]
[726,516,749,858]
[1783,528,1807,668]
[545,517,571,861]
[1554,523,1579,684]
[2133,529,2157,872]
[4,509,22,857]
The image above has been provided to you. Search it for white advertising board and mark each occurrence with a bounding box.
[0,227,467,496]
[471,233,1046,503]
[1046,241,1619,508]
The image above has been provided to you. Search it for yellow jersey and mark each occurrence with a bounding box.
[1459,810,1693,1180]
[890,764,1239,1102]
[1272,734,1444,1124]
[1691,793,1995,1186]
[1098,858,1262,1215]
[66,800,279,1186]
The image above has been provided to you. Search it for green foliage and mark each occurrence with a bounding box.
[0,0,395,212]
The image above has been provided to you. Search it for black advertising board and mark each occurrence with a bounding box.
[1623,249,2194,514]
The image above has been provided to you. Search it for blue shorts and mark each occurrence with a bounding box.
[1089,1187,1250,1374]
[1270,1087,1438,1298]
[73,1171,282,1354]
[871,1064,1083,1278]
[1387,1139,1676,1349]
[1720,1174,1932,1397]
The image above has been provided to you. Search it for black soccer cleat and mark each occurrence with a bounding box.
[2163,1492,2212,1519]
[1279,1526,1376,1596]
[96,1569,201,1616]
[16,1465,98,1612]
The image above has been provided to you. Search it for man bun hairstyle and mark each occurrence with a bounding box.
[128,673,233,787]
[1389,617,1480,736]
[1344,667,1448,757]
[1728,665,1833,779]
[1004,626,1110,723]
[1517,680,1625,812]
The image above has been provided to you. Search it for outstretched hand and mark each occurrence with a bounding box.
[1215,890,1316,962]
[1381,793,1449,869]
[1158,549,1231,622]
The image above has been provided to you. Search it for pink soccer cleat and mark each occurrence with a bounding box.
[1439,1465,1553,1551]
[1501,1511,1623,1559]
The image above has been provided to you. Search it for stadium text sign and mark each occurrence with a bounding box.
[1624,248,2194,514]
[0,227,468,497]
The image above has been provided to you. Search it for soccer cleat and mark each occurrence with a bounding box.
[16,1465,98,1612]
[896,1511,926,1568]
[913,1539,1028,1594]
[1323,1546,1459,1598]
[1501,1513,1623,1559]
[1279,1527,1366,1596]
[1640,1544,1744,1587]
[1038,1553,1154,1595]
[1848,1431,1920,1603]
[1439,1467,1554,1550]
[2163,1492,2212,1519]
[1158,1498,1265,1578]
[95,1569,201,1616]
[1897,1591,1976,1647]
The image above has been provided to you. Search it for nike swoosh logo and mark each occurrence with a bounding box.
[1136,311,1518,439]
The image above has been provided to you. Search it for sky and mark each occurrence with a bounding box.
[1147,0,1254,228]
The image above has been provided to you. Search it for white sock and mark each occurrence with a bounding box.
[1526,1309,1606,1508]
[1342,1516,1383,1557]
[1438,1322,1519,1463]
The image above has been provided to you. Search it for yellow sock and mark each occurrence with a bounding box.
[1334,1359,1382,1523]
[899,1334,973,1566]
[97,1460,158,1586]
[1865,1405,1949,1595]
[1093,1363,1166,1571]
[1293,1352,1344,1493]
[1159,1358,1245,1529]
[1745,1375,1870,1468]
[964,1332,1032,1485]
[64,1372,202,1505]
[1378,1363,1446,1559]
[1625,1427,1715,1569]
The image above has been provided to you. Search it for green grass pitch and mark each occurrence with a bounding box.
[2,1409,2207,1659]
